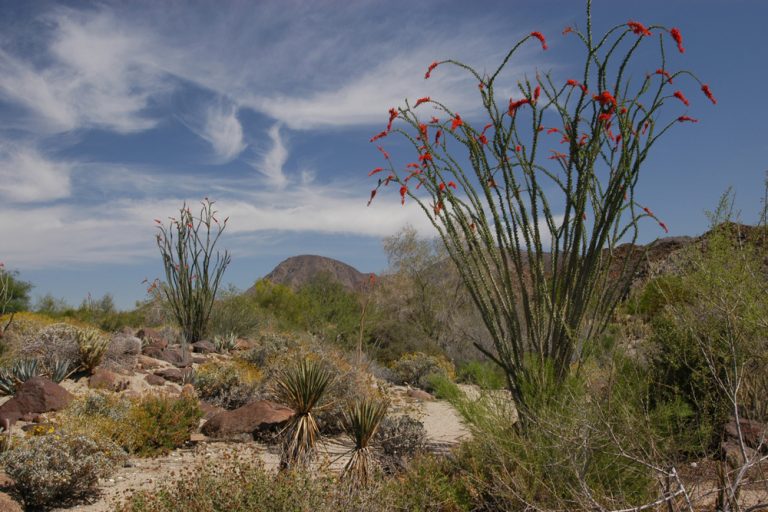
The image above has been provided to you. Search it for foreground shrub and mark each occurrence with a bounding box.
[194,360,261,409]
[375,414,428,473]
[2,431,125,509]
[390,352,455,391]
[61,392,201,457]
[456,361,505,390]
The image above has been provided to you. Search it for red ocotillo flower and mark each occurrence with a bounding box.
[370,131,387,142]
[368,167,384,177]
[673,91,690,106]
[451,114,464,131]
[415,97,430,107]
[508,98,530,115]
[439,182,446,192]
[678,115,698,123]
[566,79,587,93]
[701,84,717,105]
[376,145,390,160]
[425,61,439,79]
[447,181,457,189]
[435,129,442,145]
[530,31,547,50]
[367,189,377,206]
[627,20,652,36]
[546,127,559,134]
[658,221,669,233]
[593,90,617,108]
[515,145,521,152]
[533,85,541,102]
[419,152,433,163]
[430,116,440,124]
[387,108,398,131]
[655,69,673,83]
[419,123,428,139]
[562,26,574,35]
[399,186,408,205]
[670,28,685,53]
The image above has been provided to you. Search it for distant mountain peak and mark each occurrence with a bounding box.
[256,254,372,292]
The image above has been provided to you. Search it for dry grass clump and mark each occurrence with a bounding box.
[193,360,262,409]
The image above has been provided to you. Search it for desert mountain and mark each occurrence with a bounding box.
[253,255,372,292]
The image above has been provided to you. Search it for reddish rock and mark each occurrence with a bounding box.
[199,401,226,420]
[136,328,168,349]
[0,492,22,512]
[407,387,434,401]
[161,346,192,368]
[724,418,767,452]
[192,340,216,354]
[142,345,165,359]
[201,400,293,438]
[0,378,73,427]
[154,368,183,383]
[89,368,128,392]
[137,355,164,370]
[145,374,166,386]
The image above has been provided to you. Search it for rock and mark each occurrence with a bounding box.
[199,401,226,420]
[0,492,22,512]
[192,356,208,364]
[142,345,165,359]
[137,355,165,370]
[192,340,216,354]
[724,417,767,452]
[0,470,15,487]
[145,374,166,386]
[89,367,128,392]
[407,387,434,401]
[0,378,74,427]
[201,400,293,438]
[154,368,183,383]
[189,433,208,444]
[721,440,759,467]
[136,328,168,349]
[161,346,192,368]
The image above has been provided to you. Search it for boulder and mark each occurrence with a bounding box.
[0,492,22,512]
[136,328,168,350]
[154,368,184,383]
[89,368,128,392]
[406,387,434,401]
[199,401,226,420]
[161,346,192,368]
[0,378,73,427]
[137,355,165,370]
[721,440,759,468]
[192,340,216,354]
[724,417,767,452]
[201,400,293,438]
[145,374,166,386]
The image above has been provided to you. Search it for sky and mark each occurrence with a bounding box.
[0,0,766,310]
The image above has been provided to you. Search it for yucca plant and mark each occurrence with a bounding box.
[342,398,388,485]
[76,328,109,373]
[274,359,334,469]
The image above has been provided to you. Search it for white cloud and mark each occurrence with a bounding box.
[0,146,72,202]
[202,103,246,162]
[250,124,289,189]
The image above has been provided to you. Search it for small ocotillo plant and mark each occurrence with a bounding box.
[368,1,715,417]
[154,199,231,345]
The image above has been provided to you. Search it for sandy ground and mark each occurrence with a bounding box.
[48,385,471,512]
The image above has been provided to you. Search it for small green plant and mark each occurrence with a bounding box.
[213,333,238,353]
[49,358,75,383]
[342,398,388,485]
[457,360,506,390]
[121,393,202,456]
[154,198,231,345]
[194,361,260,409]
[0,358,42,395]
[1,431,125,508]
[274,358,334,468]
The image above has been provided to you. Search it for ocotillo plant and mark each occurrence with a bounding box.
[368,2,715,416]
[154,199,231,345]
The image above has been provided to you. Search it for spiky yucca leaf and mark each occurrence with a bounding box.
[274,359,333,468]
[342,398,388,485]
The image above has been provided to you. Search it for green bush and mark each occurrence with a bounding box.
[390,352,455,391]
[194,360,261,409]
[208,287,261,339]
[375,415,427,473]
[2,431,125,509]
[456,361,505,390]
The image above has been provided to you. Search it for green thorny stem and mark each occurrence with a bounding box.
[155,199,231,345]
[368,3,714,420]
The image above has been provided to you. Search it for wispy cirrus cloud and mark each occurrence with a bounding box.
[0,145,72,203]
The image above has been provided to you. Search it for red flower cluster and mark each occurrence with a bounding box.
[508,97,530,116]
[701,84,717,105]
[669,28,685,53]
[593,90,617,108]
[673,91,690,107]
[530,31,547,50]
[415,97,431,107]
[655,69,673,83]
[677,115,698,123]
[425,61,439,79]
[451,114,464,131]
[566,79,587,93]
[627,20,651,36]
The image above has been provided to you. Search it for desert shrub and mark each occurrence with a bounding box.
[390,352,455,391]
[61,391,201,457]
[212,333,238,353]
[194,360,261,409]
[102,333,142,370]
[2,430,125,509]
[375,414,427,473]
[208,287,261,339]
[456,360,505,390]
[238,331,301,367]
[626,274,692,319]
[23,322,81,370]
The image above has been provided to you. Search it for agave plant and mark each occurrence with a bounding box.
[341,398,388,485]
[0,359,42,396]
[274,358,334,469]
[0,368,15,396]
[48,359,75,383]
[213,333,237,354]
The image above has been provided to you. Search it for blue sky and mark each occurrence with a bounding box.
[0,0,766,310]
